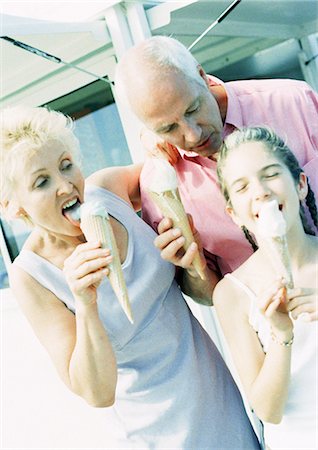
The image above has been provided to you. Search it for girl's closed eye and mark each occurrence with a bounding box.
[262,164,282,179]
[234,183,248,193]
[264,171,280,179]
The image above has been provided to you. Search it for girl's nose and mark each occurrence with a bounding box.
[253,180,271,200]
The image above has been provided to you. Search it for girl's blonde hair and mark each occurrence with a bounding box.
[0,105,80,222]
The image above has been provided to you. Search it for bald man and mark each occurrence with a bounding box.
[115,35,318,293]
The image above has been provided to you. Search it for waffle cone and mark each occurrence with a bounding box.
[148,189,206,280]
[80,214,133,323]
[263,236,294,289]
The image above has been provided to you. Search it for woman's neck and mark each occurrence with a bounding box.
[27,227,86,261]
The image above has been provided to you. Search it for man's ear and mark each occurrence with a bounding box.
[297,172,308,201]
[226,205,243,227]
[197,65,209,88]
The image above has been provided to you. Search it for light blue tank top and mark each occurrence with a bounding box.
[14,185,260,449]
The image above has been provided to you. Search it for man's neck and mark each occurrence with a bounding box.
[210,85,228,122]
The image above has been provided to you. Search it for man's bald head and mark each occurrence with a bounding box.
[114,36,224,157]
[115,36,207,110]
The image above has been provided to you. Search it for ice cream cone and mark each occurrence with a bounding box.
[257,200,294,289]
[263,236,293,289]
[80,203,133,323]
[148,188,206,280]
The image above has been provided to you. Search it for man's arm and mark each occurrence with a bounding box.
[154,217,220,305]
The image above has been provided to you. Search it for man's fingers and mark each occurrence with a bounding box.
[157,217,174,234]
[159,236,185,262]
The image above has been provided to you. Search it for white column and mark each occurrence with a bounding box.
[103,2,151,163]
[298,33,318,92]
[126,1,152,44]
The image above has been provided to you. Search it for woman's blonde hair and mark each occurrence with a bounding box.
[0,105,80,222]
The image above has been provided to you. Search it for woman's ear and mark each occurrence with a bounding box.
[297,172,308,201]
[4,201,27,221]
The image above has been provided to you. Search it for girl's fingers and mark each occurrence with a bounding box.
[157,217,174,235]
[258,281,285,313]
[264,296,282,318]
[287,287,317,319]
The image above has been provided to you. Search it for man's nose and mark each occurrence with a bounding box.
[182,120,201,144]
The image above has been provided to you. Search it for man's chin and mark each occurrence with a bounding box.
[193,147,219,158]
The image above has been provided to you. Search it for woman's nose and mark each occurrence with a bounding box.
[57,178,73,196]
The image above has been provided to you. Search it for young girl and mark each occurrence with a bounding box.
[214,126,318,449]
[0,106,261,449]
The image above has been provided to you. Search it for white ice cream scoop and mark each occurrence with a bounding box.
[148,158,179,193]
[256,199,293,290]
[257,200,286,238]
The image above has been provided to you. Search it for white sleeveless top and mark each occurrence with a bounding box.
[13,186,260,449]
[225,273,318,450]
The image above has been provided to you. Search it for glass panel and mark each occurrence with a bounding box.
[75,103,132,177]
[0,253,9,289]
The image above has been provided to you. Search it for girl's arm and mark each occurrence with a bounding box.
[9,241,117,407]
[213,279,293,423]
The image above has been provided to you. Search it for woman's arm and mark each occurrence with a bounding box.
[9,241,117,407]
[86,163,143,211]
[213,279,293,423]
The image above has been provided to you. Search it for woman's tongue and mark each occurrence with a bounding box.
[63,204,81,227]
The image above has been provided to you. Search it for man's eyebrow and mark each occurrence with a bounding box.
[186,99,199,111]
[155,99,200,133]
[155,123,174,134]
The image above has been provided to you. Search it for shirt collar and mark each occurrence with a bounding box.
[223,82,243,131]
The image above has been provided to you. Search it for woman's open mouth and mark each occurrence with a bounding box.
[62,198,81,226]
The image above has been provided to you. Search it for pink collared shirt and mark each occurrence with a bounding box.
[140,77,318,275]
